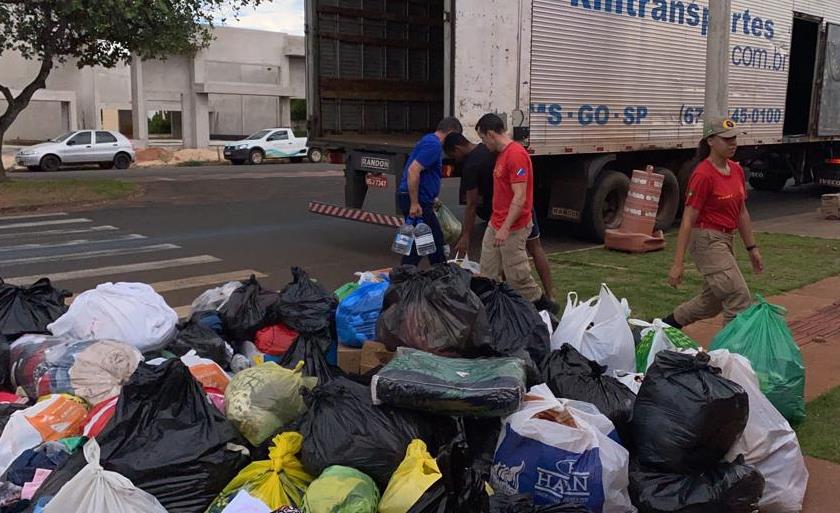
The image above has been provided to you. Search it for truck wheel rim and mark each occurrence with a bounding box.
[311,149,322,162]
[604,190,624,228]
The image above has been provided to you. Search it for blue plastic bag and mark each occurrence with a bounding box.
[336,281,389,347]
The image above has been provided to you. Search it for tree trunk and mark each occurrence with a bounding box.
[0,55,54,181]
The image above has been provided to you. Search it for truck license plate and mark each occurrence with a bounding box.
[366,173,388,188]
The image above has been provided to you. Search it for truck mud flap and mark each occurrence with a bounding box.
[308,201,403,228]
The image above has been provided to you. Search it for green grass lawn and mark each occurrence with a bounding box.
[796,387,840,464]
[0,179,139,209]
[548,232,840,320]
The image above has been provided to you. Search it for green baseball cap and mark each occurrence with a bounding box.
[703,117,742,139]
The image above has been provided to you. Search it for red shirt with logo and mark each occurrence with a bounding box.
[685,159,747,231]
[491,142,534,231]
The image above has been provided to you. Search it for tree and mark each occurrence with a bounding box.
[148,111,172,135]
[0,0,263,179]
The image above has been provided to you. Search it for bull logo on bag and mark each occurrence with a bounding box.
[490,460,525,495]
[535,460,592,502]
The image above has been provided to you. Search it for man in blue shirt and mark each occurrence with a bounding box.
[397,117,463,265]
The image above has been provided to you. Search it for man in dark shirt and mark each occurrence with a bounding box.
[444,132,556,305]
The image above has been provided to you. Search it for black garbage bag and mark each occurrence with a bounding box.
[405,427,490,513]
[0,335,10,391]
[277,267,337,333]
[377,265,490,356]
[541,345,636,443]
[629,456,765,513]
[278,330,335,383]
[631,351,749,473]
[219,275,283,343]
[470,277,550,364]
[489,494,593,512]
[167,313,231,367]
[0,403,27,435]
[463,416,502,480]
[0,278,70,340]
[28,360,250,513]
[298,377,453,490]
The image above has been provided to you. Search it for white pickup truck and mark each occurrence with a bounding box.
[222,128,323,165]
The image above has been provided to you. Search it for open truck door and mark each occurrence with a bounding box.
[452,0,530,142]
[818,23,840,136]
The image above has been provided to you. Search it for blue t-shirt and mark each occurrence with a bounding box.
[399,133,442,205]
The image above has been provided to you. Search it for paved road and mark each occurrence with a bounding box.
[8,161,345,182]
[1,163,827,316]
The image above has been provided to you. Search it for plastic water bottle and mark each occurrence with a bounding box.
[391,221,415,255]
[414,220,437,256]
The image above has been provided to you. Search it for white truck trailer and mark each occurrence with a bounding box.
[305,0,840,240]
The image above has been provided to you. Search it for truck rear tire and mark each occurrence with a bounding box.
[583,170,630,242]
[654,167,680,232]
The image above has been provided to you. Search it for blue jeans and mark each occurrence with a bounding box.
[397,193,446,266]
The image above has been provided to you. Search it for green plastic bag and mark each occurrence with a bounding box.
[631,319,700,373]
[335,283,361,302]
[434,200,462,247]
[710,295,806,425]
[301,466,379,513]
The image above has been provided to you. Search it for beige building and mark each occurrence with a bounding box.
[0,26,305,147]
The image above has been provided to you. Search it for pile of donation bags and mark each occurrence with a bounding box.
[0,263,809,513]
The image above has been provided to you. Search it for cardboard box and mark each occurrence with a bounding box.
[822,193,840,209]
[818,206,840,220]
[360,341,395,374]
[337,345,362,375]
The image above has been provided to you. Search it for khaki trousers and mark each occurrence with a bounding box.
[674,229,752,326]
[480,223,543,302]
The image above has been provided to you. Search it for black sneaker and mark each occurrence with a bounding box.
[533,295,560,315]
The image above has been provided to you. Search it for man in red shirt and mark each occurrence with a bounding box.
[475,113,553,311]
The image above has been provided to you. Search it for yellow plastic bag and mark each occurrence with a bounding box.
[301,466,379,513]
[225,361,317,446]
[378,440,442,513]
[205,432,313,512]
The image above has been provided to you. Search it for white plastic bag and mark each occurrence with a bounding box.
[220,490,272,513]
[609,370,645,394]
[539,310,553,338]
[706,349,808,513]
[550,285,636,372]
[43,438,167,513]
[491,384,635,513]
[448,252,481,275]
[629,319,699,373]
[191,280,242,314]
[48,282,178,353]
[0,394,88,475]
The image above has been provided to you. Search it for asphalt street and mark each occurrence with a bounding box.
[1,162,827,317]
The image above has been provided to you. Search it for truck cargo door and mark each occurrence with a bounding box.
[453,0,529,139]
[818,23,840,136]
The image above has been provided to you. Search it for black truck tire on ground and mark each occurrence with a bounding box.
[308,147,323,163]
[39,154,60,172]
[114,153,132,170]
[654,167,680,232]
[582,170,630,242]
[248,149,264,165]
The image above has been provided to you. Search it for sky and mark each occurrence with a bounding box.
[220,0,305,36]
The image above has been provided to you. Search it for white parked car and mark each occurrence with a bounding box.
[15,130,135,172]
[223,128,323,165]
